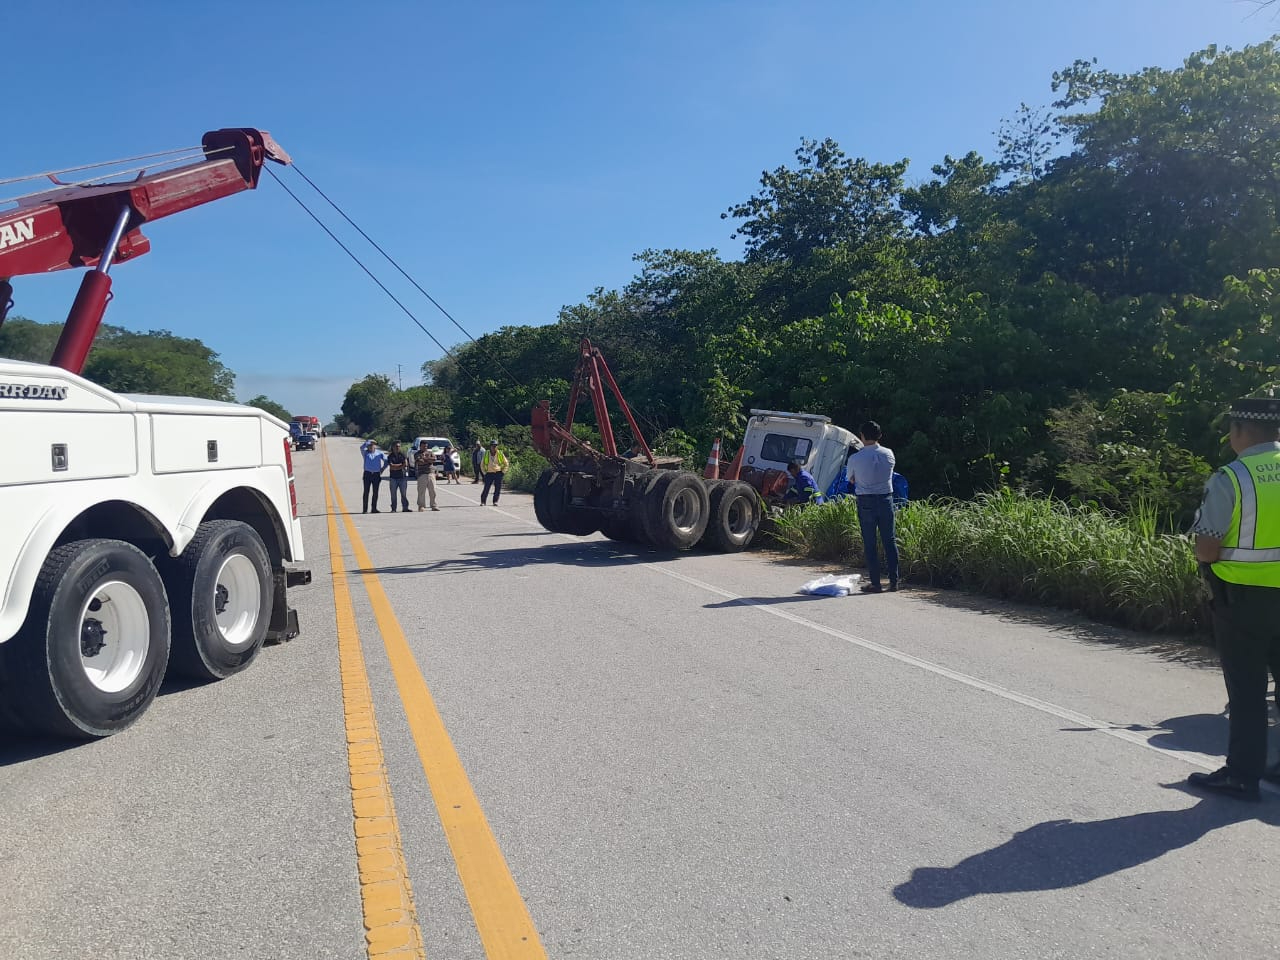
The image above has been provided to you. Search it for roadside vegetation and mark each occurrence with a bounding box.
[8,39,1278,636]
[773,492,1205,636]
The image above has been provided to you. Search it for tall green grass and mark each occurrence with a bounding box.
[772,490,1206,635]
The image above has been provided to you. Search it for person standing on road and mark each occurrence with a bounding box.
[385,441,411,514]
[471,441,484,483]
[415,441,440,511]
[360,439,388,514]
[480,440,510,505]
[441,443,460,484]
[1187,396,1280,802]
[846,420,899,593]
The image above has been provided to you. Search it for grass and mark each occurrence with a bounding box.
[771,489,1207,636]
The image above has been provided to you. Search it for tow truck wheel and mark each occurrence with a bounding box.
[702,481,762,552]
[0,539,170,739]
[163,520,272,682]
[643,472,710,550]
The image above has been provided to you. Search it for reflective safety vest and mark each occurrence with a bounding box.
[1212,449,1280,587]
[482,450,508,472]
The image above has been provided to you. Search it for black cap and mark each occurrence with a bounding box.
[1230,397,1280,422]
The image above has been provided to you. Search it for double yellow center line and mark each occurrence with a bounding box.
[321,443,547,959]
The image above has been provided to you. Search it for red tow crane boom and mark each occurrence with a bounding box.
[0,128,290,374]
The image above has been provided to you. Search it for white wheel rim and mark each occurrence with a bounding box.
[671,488,703,534]
[726,495,754,537]
[214,554,262,647]
[79,580,150,694]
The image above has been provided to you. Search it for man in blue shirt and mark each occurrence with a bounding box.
[360,439,389,514]
[784,461,823,504]
[846,420,899,593]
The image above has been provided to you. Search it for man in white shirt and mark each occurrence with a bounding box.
[845,420,899,593]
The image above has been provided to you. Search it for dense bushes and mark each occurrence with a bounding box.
[772,491,1206,635]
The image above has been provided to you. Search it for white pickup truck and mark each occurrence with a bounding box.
[0,359,310,739]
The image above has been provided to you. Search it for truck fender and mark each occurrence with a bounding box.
[174,473,295,564]
[0,494,173,646]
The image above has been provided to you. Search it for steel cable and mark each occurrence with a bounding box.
[264,166,526,428]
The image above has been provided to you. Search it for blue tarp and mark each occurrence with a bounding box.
[825,470,910,509]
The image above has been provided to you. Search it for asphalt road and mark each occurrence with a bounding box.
[2,436,1278,959]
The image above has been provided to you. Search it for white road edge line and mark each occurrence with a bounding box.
[647,563,1224,772]
[477,497,1244,777]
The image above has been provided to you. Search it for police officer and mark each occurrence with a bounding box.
[1187,396,1280,801]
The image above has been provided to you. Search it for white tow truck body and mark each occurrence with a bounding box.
[0,358,308,737]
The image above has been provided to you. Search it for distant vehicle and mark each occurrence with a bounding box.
[407,436,452,478]
[294,431,316,451]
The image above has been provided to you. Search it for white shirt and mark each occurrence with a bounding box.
[846,443,895,495]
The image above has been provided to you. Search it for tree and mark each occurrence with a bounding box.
[1,317,236,400]
[83,328,236,400]
[722,138,910,263]
[0,316,62,362]
[246,395,291,421]
[340,374,397,436]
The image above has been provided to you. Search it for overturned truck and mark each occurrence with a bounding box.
[529,339,858,552]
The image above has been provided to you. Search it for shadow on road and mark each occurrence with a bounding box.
[355,540,665,575]
[893,788,1277,908]
[0,731,81,765]
[1060,712,1229,756]
[704,595,847,609]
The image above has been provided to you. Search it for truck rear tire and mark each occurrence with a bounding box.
[598,515,632,541]
[627,470,665,544]
[702,481,761,552]
[0,539,171,739]
[643,472,710,550]
[163,520,273,682]
[534,470,597,536]
[533,469,557,529]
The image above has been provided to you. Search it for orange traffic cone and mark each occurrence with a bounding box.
[703,438,721,479]
[723,444,744,481]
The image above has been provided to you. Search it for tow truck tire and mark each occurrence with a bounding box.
[643,472,710,550]
[163,520,273,682]
[702,481,761,552]
[0,539,170,739]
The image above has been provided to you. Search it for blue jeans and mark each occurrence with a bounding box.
[856,494,899,587]
[388,475,409,510]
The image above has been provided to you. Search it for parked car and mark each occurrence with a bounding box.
[407,436,453,478]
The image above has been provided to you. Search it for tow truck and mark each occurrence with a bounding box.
[0,129,310,738]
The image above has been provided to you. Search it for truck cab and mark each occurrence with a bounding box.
[739,409,860,499]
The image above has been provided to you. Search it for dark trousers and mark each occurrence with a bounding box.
[856,494,899,587]
[481,471,504,504]
[362,470,381,512]
[387,475,409,511]
[472,459,483,481]
[1212,580,1280,781]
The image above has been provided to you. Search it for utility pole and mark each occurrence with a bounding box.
[396,364,403,391]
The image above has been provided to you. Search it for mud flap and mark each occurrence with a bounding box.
[265,567,310,644]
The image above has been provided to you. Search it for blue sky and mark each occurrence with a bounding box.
[3,0,1275,421]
